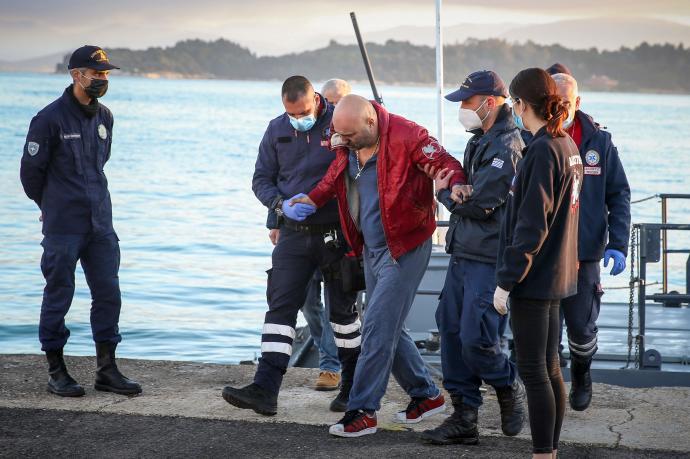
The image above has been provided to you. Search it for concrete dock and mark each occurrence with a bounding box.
[1,354,689,458]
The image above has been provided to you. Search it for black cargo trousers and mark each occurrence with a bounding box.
[253,224,361,394]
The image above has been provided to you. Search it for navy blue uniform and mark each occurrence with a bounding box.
[561,111,631,360]
[20,86,122,351]
[435,104,523,408]
[251,97,360,395]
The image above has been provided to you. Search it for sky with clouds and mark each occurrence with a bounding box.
[1,0,689,60]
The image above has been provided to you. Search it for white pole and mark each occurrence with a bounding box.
[434,0,446,230]
[435,0,444,145]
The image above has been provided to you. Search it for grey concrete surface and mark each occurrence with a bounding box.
[1,354,688,457]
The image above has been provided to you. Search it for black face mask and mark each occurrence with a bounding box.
[80,73,108,99]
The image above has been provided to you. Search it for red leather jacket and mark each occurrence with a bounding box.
[309,102,466,259]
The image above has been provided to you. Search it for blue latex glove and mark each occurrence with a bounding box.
[603,249,626,276]
[282,193,316,221]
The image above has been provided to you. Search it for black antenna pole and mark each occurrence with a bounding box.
[350,12,383,105]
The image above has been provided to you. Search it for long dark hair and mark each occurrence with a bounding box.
[509,68,570,137]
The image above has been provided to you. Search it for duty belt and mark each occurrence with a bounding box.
[283,220,339,235]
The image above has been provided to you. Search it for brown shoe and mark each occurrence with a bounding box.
[315,371,340,391]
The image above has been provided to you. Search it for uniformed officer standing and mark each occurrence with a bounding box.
[20,46,141,397]
[222,76,361,416]
[422,71,526,446]
[550,69,631,411]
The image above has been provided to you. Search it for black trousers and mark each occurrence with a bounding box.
[560,261,603,360]
[511,298,566,455]
[254,227,360,394]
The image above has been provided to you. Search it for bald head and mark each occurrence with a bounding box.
[332,94,378,150]
[321,79,351,105]
[552,72,580,123]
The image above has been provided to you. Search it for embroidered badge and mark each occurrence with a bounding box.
[63,133,81,140]
[491,158,505,169]
[584,166,602,175]
[27,141,40,156]
[98,124,107,140]
[585,150,600,166]
[421,139,441,159]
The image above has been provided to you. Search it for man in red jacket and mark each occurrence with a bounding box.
[292,94,466,437]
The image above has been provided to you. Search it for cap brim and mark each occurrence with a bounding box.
[89,62,120,71]
[444,88,474,102]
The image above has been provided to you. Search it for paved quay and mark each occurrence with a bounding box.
[1,354,689,457]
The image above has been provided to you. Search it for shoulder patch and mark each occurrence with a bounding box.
[421,139,442,159]
[27,142,40,156]
[98,124,107,140]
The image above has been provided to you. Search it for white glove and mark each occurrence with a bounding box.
[493,286,510,315]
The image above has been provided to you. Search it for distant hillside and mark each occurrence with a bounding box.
[55,38,690,93]
[333,18,690,52]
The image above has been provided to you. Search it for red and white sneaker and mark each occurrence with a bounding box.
[329,409,378,437]
[394,392,446,424]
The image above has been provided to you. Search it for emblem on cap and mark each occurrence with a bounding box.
[98,124,107,140]
[91,49,109,63]
[585,150,600,166]
[27,141,40,156]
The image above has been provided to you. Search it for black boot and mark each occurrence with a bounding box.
[494,379,526,436]
[222,383,278,416]
[329,383,351,412]
[330,347,358,412]
[569,356,592,411]
[94,342,142,395]
[420,395,478,445]
[45,349,85,397]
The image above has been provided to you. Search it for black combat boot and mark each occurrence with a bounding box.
[45,349,85,397]
[329,382,351,412]
[222,383,278,416]
[494,379,526,436]
[94,342,142,395]
[569,356,592,411]
[330,348,358,412]
[420,395,479,445]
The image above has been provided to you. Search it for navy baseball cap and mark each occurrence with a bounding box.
[445,70,508,102]
[546,62,571,76]
[68,45,119,71]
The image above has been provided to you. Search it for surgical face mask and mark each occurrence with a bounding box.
[458,98,490,132]
[512,101,526,131]
[288,96,318,132]
[289,114,316,132]
[79,72,108,99]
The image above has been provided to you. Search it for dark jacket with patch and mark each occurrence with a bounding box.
[496,127,583,300]
[20,86,115,235]
[252,95,339,225]
[438,104,523,264]
[573,110,631,260]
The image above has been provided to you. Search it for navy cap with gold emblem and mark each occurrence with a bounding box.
[68,45,120,71]
[445,70,508,102]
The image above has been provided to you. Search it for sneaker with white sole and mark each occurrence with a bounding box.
[329,409,377,437]
[394,392,446,424]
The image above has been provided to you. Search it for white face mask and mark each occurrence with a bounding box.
[458,98,490,132]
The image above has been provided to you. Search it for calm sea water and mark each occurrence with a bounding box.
[1,73,689,363]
